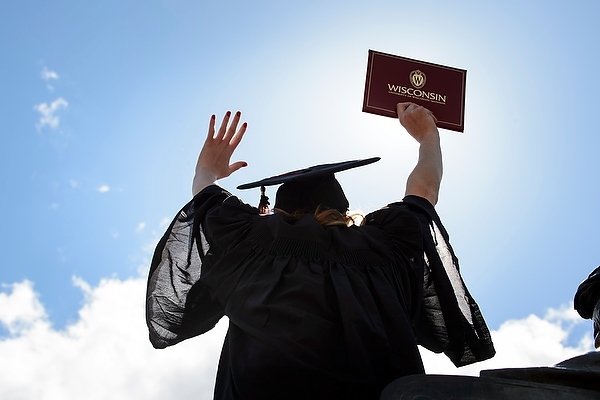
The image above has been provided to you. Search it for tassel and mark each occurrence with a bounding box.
[258,186,270,215]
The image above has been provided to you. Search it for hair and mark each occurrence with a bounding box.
[274,206,365,227]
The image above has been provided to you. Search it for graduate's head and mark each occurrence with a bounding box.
[237,157,380,214]
[274,174,348,214]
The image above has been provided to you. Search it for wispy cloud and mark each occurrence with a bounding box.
[41,67,59,81]
[136,223,146,233]
[34,98,68,130]
[96,185,110,193]
[40,67,59,90]
[41,67,58,82]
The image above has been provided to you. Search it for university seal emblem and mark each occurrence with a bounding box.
[409,70,426,89]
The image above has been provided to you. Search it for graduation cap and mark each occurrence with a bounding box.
[237,157,381,214]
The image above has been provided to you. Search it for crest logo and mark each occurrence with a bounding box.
[409,70,426,89]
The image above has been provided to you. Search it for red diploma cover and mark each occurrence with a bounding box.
[363,50,467,132]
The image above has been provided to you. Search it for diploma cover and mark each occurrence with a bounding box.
[362,50,466,132]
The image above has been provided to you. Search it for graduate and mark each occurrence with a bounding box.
[146,103,495,399]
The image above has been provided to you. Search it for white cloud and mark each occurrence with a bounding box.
[419,305,594,376]
[69,180,80,189]
[0,281,47,336]
[41,67,59,91]
[34,98,68,130]
[71,276,92,296]
[0,277,226,400]
[41,67,59,82]
[136,222,146,233]
[0,277,595,400]
[96,185,110,193]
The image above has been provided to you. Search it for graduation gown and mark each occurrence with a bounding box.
[146,185,494,399]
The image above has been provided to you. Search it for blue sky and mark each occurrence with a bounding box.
[1,1,599,398]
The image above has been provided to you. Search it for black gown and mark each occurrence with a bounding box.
[146,185,495,399]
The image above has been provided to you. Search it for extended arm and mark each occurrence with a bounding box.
[192,111,248,196]
[397,102,442,206]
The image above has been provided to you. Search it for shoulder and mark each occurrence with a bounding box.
[365,195,434,226]
[197,185,261,239]
[362,195,444,254]
[194,184,259,218]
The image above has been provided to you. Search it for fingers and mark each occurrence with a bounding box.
[396,102,420,114]
[396,102,437,122]
[222,111,242,142]
[215,111,232,140]
[210,111,244,142]
[229,160,248,175]
[396,102,410,115]
[206,114,217,141]
[229,121,247,149]
[397,102,422,114]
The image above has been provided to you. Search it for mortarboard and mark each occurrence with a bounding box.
[237,157,381,214]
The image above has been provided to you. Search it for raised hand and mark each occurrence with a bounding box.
[192,111,248,196]
[396,102,438,144]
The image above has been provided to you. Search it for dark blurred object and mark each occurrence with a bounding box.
[481,352,600,392]
[381,352,600,399]
[574,266,600,348]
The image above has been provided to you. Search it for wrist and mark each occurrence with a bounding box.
[417,129,440,144]
[195,164,219,180]
[192,165,219,196]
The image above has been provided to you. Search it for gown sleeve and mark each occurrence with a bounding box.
[398,195,495,366]
[145,185,243,349]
